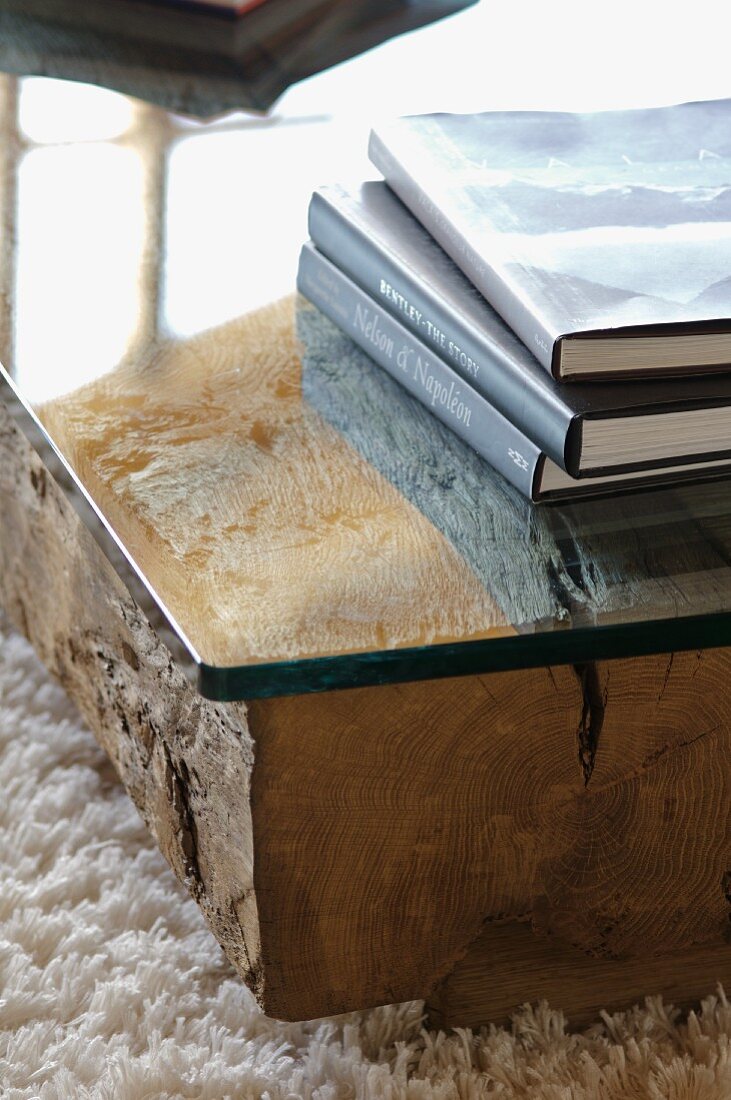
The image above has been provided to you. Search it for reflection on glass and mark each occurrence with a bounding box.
[15,143,145,401]
[298,300,731,632]
[163,120,374,336]
[19,77,135,143]
[298,301,551,626]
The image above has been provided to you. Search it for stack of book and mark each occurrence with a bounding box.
[297,98,731,502]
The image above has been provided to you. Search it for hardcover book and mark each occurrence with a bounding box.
[369,98,731,381]
[297,242,731,503]
[308,181,731,479]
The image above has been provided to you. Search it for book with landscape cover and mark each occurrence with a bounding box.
[297,242,731,503]
[308,180,731,479]
[368,98,731,381]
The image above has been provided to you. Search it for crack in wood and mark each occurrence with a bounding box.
[121,641,140,671]
[573,662,606,786]
[29,465,46,498]
[544,557,575,624]
[163,744,202,895]
[545,719,725,810]
[554,534,586,593]
[658,652,675,702]
[723,870,731,928]
[642,724,721,769]
[476,677,498,704]
[230,895,265,997]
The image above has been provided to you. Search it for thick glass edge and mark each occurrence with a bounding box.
[202,612,731,700]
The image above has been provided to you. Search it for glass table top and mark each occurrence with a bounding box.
[3,1,731,699]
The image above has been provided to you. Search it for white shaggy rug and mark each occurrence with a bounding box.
[1,612,730,1099]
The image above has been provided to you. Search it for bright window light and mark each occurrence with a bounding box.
[19,77,135,144]
[15,143,145,401]
[163,120,374,336]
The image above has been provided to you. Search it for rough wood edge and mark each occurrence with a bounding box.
[0,396,264,1000]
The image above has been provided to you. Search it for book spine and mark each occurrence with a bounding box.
[308,189,574,472]
[368,129,558,376]
[297,243,541,502]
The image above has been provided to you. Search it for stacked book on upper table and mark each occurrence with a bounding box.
[297,98,731,503]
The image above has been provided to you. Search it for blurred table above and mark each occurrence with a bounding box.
[0,0,476,116]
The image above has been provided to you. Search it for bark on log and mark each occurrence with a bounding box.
[0,400,263,1002]
[1,397,730,1024]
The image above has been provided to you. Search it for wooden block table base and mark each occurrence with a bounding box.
[1,401,729,1028]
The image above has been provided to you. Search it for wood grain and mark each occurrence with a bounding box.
[247,651,731,1018]
[427,922,731,1032]
[38,299,512,670]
